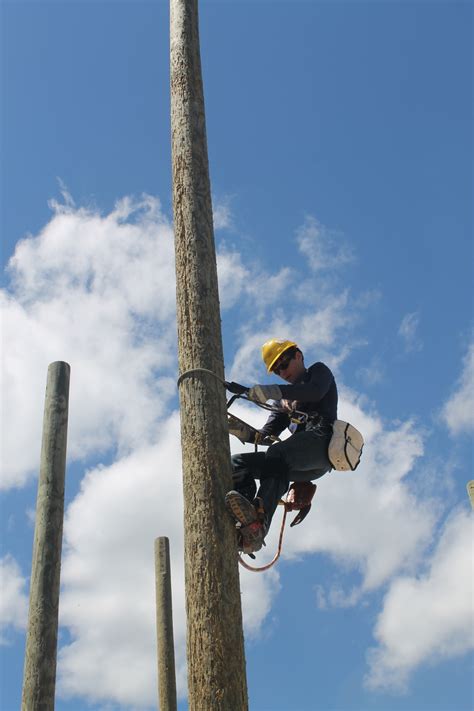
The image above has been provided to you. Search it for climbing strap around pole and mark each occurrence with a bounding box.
[177,368,226,388]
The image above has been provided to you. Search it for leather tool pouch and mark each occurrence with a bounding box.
[286,482,317,527]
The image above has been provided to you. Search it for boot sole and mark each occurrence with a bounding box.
[225,491,264,553]
[225,491,258,527]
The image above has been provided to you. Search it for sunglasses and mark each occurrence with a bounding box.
[273,353,295,374]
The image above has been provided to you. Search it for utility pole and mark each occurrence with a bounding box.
[467,480,474,509]
[170,1,248,709]
[154,537,177,711]
[22,361,70,711]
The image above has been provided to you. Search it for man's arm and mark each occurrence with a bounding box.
[279,362,334,403]
[259,408,290,439]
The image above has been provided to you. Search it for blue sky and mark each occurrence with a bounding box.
[1,2,473,710]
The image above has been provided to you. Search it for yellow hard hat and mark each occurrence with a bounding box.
[261,338,298,373]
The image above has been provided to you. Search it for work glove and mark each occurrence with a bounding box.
[247,384,282,404]
[280,398,298,413]
[228,414,256,444]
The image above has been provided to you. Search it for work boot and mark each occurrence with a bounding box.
[225,490,266,554]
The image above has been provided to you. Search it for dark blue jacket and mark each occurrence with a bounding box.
[260,361,338,439]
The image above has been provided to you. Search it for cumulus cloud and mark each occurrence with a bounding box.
[57,417,185,706]
[2,196,465,707]
[1,194,177,489]
[365,508,473,691]
[0,555,29,643]
[441,342,474,435]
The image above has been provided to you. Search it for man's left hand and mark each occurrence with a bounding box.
[247,384,282,403]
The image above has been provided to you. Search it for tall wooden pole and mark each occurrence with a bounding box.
[155,537,177,711]
[21,361,70,711]
[170,1,248,709]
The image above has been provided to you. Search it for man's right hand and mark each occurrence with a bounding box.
[280,398,298,413]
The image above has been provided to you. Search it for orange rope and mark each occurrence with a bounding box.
[238,505,288,573]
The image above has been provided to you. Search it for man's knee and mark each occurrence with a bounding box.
[264,443,288,478]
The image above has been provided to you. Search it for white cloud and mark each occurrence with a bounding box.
[57,417,186,707]
[0,555,28,643]
[0,194,300,489]
[365,508,473,691]
[1,195,177,489]
[3,197,467,707]
[398,311,422,352]
[441,342,474,435]
[296,215,354,273]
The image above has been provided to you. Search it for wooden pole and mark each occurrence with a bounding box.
[155,537,177,711]
[170,1,248,708]
[21,361,70,711]
[467,480,474,509]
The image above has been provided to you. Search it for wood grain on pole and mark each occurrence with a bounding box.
[21,361,70,711]
[170,1,248,708]
[155,537,177,711]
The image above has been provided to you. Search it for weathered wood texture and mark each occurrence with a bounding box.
[170,1,248,708]
[155,537,178,711]
[21,361,70,711]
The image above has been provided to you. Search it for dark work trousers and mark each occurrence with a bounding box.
[231,428,332,531]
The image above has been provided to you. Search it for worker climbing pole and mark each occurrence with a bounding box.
[169,1,248,709]
[223,339,364,570]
